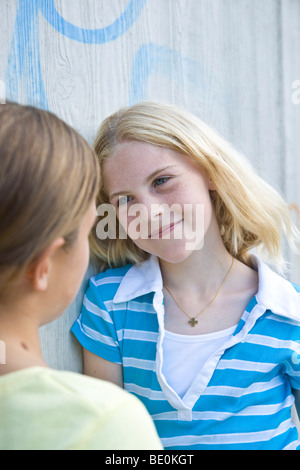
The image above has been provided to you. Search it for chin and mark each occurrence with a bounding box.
[158,251,193,264]
[138,239,195,264]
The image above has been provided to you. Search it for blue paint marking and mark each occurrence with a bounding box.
[39,0,147,44]
[6,0,48,108]
[5,0,147,106]
[129,42,231,118]
[129,43,204,104]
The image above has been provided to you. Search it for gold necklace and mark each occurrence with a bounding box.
[163,257,235,327]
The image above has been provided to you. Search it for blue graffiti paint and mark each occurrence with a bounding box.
[6,0,48,108]
[5,0,146,106]
[39,0,147,44]
[129,43,204,104]
[129,42,231,119]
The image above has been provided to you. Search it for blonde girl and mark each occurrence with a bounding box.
[0,103,161,450]
[72,102,300,450]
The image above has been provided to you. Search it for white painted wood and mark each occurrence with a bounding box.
[0,0,299,375]
[281,0,300,282]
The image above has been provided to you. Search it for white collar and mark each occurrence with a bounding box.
[113,255,163,303]
[253,256,299,321]
[113,255,300,322]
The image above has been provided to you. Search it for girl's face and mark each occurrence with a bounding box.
[103,141,217,264]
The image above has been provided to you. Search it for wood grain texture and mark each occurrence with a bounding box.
[0,0,299,372]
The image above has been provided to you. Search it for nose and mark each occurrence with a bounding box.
[126,193,166,240]
[130,193,165,219]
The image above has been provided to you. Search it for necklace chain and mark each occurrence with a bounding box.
[163,257,235,327]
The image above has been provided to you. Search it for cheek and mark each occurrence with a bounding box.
[65,264,88,307]
[78,240,90,274]
[117,206,149,239]
[69,241,90,288]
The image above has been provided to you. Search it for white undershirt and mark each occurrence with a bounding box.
[162,325,237,398]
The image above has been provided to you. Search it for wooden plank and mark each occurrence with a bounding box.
[280,0,300,282]
[0,0,299,374]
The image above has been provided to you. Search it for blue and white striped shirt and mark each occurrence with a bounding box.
[72,256,300,450]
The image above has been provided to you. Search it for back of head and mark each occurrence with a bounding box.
[0,103,99,297]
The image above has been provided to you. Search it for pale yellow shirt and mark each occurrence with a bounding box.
[0,367,162,450]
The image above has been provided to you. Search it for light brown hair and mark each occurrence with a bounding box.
[0,103,100,296]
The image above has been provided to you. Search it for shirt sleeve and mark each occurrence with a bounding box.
[284,329,300,391]
[71,277,122,364]
[282,284,300,389]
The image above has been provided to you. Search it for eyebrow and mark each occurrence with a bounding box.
[109,165,177,200]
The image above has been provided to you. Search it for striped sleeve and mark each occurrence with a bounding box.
[286,339,300,390]
[71,277,122,364]
[284,284,300,390]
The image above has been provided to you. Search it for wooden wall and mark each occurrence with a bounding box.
[0,0,299,372]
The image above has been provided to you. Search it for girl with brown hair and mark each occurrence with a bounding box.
[0,103,161,450]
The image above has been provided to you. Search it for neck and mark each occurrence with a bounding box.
[0,300,47,374]
[159,229,233,295]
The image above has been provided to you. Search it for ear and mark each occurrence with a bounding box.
[26,237,65,292]
[208,177,217,191]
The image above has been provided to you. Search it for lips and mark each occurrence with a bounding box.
[150,219,183,239]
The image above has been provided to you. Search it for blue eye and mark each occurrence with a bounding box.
[117,195,131,207]
[154,177,169,186]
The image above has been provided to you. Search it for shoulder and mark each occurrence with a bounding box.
[93,264,133,282]
[40,369,161,448]
[0,367,162,450]
[41,368,132,406]
[254,257,300,323]
[291,282,300,294]
[0,367,122,407]
[18,367,144,416]
[49,370,162,450]
[88,264,133,301]
[258,280,300,339]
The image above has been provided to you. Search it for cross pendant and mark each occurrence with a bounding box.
[188,317,198,327]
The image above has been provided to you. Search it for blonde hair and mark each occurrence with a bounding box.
[91,101,299,273]
[0,103,100,297]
